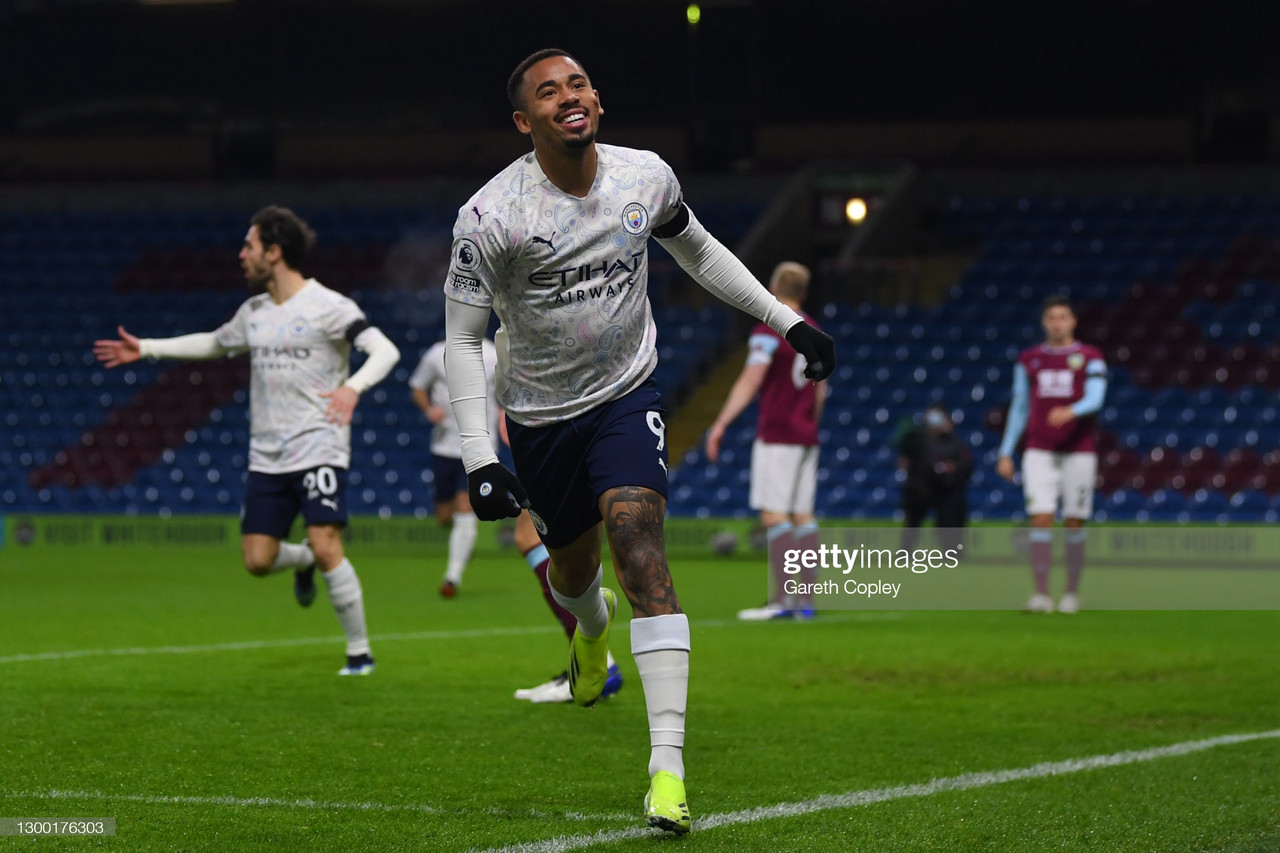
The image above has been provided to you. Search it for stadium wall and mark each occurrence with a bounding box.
[0,515,764,560]
[0,117,1246,183]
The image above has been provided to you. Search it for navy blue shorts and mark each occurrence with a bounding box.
[432,454,467,502]
[506,377,669,549]
[241,465,348,539]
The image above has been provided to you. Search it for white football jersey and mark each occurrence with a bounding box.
[443,143,683,426]
[408,339,500,458]
[213,279,365,474]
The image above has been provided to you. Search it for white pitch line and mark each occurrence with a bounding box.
[0,625,561,665]
[0,612,897,666]
[475,729,1280,853]
[0,788,632,823]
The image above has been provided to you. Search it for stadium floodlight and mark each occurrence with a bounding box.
[845,197,868,224]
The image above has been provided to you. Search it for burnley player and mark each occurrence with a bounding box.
[997,295,1107,614]
[94,206,400,674]
[705,261,828,620]
[443,49,834,833]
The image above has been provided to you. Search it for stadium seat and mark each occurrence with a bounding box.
[9,190,1280,522]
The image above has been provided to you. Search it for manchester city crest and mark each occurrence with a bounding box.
[529,510,549,536]
[621,202,648,235]
[289,317,309,336]
[1067,353,1085,370]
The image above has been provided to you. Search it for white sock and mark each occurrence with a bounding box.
[549,566,608,638]
[632,613,691,780]
[767,522,794,606]
[444,512,478,585]
[270,541,314,574]
[322,559,371,657]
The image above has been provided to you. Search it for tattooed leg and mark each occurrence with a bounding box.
[605,485,691,785]
[600,486,681,617]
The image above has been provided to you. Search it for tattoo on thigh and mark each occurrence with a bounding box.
[603,487,681,617]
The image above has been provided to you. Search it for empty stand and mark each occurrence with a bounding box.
[669,191,1280,521]
[0,202,747,516]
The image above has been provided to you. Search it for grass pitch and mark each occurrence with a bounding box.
[3,527,1278,851]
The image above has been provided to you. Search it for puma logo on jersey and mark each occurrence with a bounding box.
[321,498,339,511]
[471,206,486,223]
[531,233,558,253]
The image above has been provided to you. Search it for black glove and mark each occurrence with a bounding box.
[467,462,529,521]
[785,321,836,381]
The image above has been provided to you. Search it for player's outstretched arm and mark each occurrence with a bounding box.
[706,362,768,463]
[654,203,834,381]
[444,299,527,520]
[93,325,142,368]
[322,326,401,426]
[412,388,447,424]
[997,363,1030,480]
[94,325,227,368]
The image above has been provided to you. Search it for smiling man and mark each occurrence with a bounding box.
[442,48,835,833]
[94,206,401,675]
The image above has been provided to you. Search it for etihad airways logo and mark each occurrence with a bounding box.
[552,278,638,305]
[251,345,312,359]
[527,252,644,288]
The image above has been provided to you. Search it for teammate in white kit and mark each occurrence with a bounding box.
[412,339,626,700]
[443,49,835,833]
[409,338,499,597]
[94,206,401,675]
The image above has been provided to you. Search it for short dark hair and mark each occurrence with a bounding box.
[250,205,316,270]
[1042,294,1073,315]
[507,48,585,110]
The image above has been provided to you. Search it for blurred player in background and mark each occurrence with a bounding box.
[410,339,623,701]
[409,337,499,597]
[94,206,401,674]
[443,49,834,832]
[997,295,1107,614]
[705,261,828,620]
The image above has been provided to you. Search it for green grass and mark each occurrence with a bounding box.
[3,532,1278,851]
